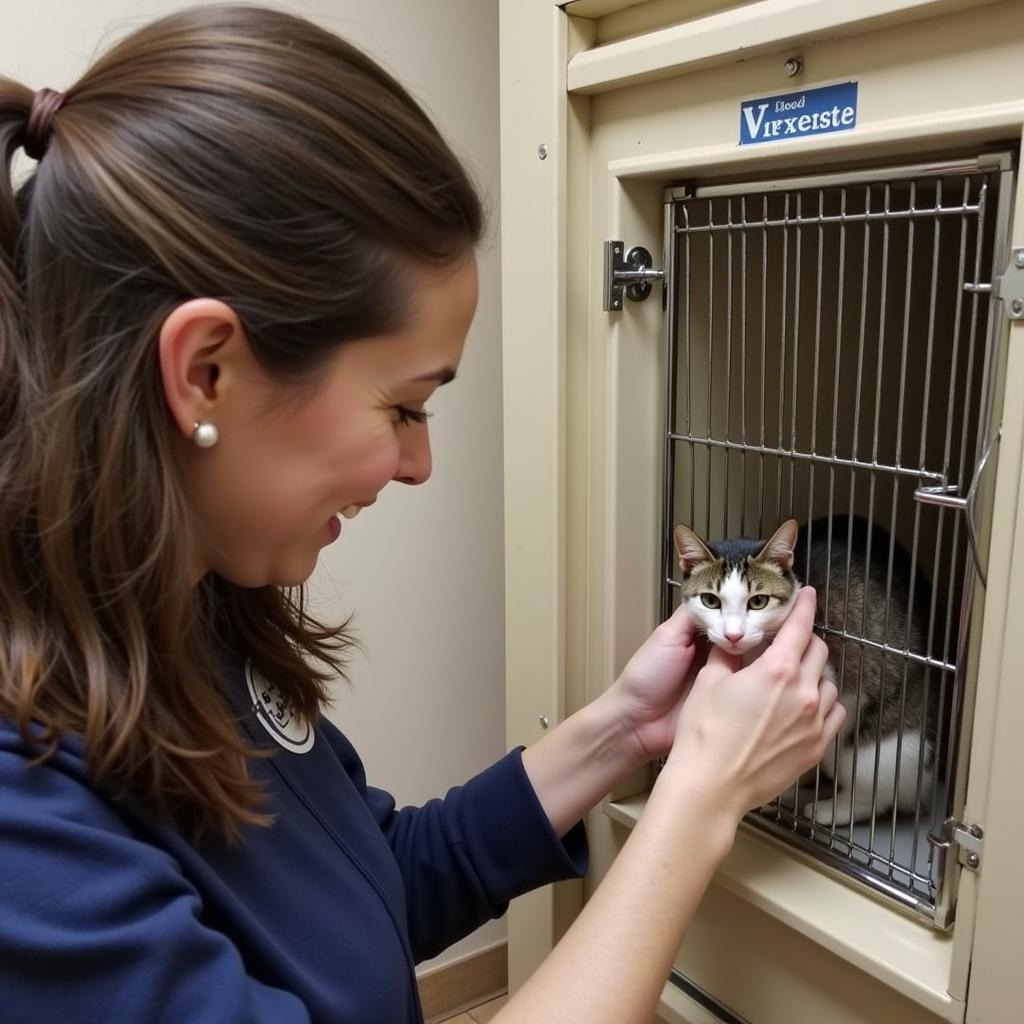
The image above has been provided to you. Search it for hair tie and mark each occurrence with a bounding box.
[24,88,66,161]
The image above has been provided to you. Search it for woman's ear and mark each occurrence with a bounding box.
[158,298,246,441]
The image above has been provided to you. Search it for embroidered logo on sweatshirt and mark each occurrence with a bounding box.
[245,660,316,754]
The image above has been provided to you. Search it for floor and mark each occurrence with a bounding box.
[438,992,507,1023]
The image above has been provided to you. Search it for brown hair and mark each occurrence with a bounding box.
[0,4,483,841]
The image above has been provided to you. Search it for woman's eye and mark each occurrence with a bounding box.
[395,406,432,426]
[700,593,721,609]
[748,594,769,610]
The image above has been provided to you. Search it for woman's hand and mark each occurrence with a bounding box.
[502,589,845,1024]
[660,587,845,821]
[522,601,703,836]
[599,601,706,766]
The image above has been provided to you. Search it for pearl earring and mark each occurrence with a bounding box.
[191,421,219,448]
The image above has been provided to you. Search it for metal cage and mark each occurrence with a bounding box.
[659,152,1016,928]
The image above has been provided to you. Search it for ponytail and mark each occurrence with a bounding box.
[0,78,34,439]
[0,80,43,765]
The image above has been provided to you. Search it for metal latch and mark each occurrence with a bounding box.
[928,818,984,870]
[998,247,1024,320]
[603,240,664,311]
[913,426,1000,587]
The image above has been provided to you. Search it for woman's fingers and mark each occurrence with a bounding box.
[659,600,697,646]
[816,678,839,726]
[804,635,831,688]
[821,694,847,746]
[770,586,817,657]
[763,588,825,687]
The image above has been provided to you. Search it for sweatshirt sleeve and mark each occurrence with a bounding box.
[320,722,589,962]
[0,744,311,1024]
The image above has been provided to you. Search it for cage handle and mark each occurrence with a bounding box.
[913,427,1002,587]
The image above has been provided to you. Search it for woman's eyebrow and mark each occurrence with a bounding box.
[406,368,457,385]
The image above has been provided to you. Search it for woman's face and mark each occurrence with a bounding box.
[169,256,479,587]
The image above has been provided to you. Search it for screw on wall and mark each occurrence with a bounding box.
[538,714,550,730]
[784,56,803,77]
[537,143,548,160]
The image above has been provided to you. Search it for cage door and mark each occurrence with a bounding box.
[660,152,1016,927]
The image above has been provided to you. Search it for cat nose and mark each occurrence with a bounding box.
[724,631,744,645]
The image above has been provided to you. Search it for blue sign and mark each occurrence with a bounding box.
[740,81,858,146]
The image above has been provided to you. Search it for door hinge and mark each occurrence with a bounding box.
[929,818,984,870]
[603,240,664,311]
[996,247,1024,320]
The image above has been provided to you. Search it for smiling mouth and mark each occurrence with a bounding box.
[339,498,379,520]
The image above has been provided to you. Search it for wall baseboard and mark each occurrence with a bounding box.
[417,940,508,1023]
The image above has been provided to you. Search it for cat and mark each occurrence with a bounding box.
[673,516,938,827]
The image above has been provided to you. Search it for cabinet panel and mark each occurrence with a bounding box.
[502,2,1024,1020]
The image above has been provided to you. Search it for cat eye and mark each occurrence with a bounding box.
[747,594,770,610]
[699,593,721,609]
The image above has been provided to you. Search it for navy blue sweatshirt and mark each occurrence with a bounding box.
[0,655,588,1022]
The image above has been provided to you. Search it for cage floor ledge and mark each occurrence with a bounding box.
[606,794,961,1022]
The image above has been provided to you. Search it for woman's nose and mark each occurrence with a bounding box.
[394,425,432,485]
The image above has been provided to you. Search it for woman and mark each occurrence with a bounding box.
[0,6,843,1022]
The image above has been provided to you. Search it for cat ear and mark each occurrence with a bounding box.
[756,519,798,572]
[673,524,715,572]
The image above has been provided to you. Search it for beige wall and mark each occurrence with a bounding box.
[3,0,504,973]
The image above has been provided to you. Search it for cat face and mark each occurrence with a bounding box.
[673,520,799,655]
